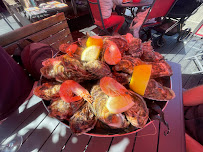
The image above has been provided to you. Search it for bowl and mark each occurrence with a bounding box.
[41,76,171,137]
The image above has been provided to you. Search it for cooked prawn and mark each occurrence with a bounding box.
[59,43,78,57]
[103,40,121,65]
[125,33,134,43]
[100,77,129,97]
[59,80,94,103]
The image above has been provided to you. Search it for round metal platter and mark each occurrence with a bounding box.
[41,76,172,137]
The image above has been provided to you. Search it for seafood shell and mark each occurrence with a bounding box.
[91,85,130,129]
[125,91,149,128]
[69,102,97,135]
[48,99,85,120]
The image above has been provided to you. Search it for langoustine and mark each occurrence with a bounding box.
[91,77,149,129]
[40,55,94,82]
[59,80,97,135]
[90,84,130,129]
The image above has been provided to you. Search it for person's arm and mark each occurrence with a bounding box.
[185,133,203,152]
[183,85,203,106]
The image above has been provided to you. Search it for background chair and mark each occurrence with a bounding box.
[139,0,177,47]
[87,0,118,35]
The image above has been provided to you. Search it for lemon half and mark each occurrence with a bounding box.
[81,45,100,61]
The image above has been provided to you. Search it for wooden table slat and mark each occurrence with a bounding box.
[85,137,112,152]
[133,121,159,152]
[0,96,41,142]
[1,103,48,147]
[62,134,91,152]
[109,134,136,152]
[39,123,72,152]
[18,115,60,152]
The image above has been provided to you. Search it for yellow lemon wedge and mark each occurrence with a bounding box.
[81,45,101,61]
[129,64,152,96]
[86,36,103,48]
[106,95,135,114]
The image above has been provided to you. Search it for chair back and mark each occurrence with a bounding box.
[146,0,177,20]
[87,0,106,29]
[0,13,72,56]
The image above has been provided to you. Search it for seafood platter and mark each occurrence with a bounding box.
[34,33,175,137]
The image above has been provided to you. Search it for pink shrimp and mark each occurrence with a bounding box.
[59,80,93,104]
[100,77,129,97]
[103,40,121,65]
[59,43,78,57]
[125,33,134,43]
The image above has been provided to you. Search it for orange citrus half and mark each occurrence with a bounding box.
[86,35,103,48]
[129,64,152,96]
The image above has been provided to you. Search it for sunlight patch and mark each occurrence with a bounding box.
[18,95,41,113]
[109,138,130,152]
[52,133,59,143]
[31,148,38,152]
[59,125,67,137]
[71,137,78,144]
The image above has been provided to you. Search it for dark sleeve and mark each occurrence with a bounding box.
[184,104,203,145]
[0,46,34,121]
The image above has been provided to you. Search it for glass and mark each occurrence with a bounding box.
[0,135,23,152]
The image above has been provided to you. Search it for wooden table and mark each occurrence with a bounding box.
[0,61,186,152]
[121,0,153,8]
[121,0,154,18]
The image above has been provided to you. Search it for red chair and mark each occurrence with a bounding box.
[87,0,119,35]
[140,0,177,47]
